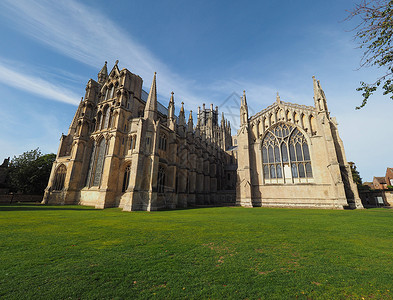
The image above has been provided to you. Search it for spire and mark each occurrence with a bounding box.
[221,111,225,127]
[178,101,186,127]
[240,90,249,126]
[241,90,247,106]
[313,76,328,113]
[276,92,281,104]
[167,91,175,130]
[144,72,157,120]
[187,110,193,133]
[97,61,108,84]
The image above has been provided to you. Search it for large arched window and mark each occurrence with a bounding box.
[122,165,131,192]
[91,138,107,186]
[53,165,66,191]
[262,123,312,182]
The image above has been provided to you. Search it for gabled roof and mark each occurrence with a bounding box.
[374,177,387,184]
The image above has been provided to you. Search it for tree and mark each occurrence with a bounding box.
[348,161,363,186]
[8,148,56,194]
[347,0,393,108]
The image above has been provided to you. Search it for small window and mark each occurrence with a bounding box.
[122,165,131,192]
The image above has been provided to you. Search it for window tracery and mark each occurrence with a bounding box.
[262,123,312,182]
[92,139,107,186]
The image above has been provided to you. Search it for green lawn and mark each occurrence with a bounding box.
[1,204,393,299]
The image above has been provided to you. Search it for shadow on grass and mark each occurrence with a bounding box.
[0,203,96,211]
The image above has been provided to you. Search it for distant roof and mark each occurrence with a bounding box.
[226,145,238,151]
[374,177,387,184]
[363,182,374,188]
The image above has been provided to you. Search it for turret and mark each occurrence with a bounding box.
[144,72,157,120]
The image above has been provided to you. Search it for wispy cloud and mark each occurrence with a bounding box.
[0,60,80,105]
[0,0,200,106]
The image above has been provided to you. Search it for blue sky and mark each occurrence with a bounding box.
[0,0,391,181]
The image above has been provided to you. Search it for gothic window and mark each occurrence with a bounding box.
[158,134,167,151]
[122,165,131,192]
[262,123,313,182]
[96,112,102,131]
[104,107,111,129]
[92,139,107,186]
[288,128,312,179]
[101,106,108,129]
[53,165,66,191]
[107,110,113,129]
[158,166,166,193]
[129,135,137,150]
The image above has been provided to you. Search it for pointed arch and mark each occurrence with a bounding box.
[261,122,313,183]
[53,164,67,191]
[310,115,317,135]
[90,137,107,187]
[122,163,131,192]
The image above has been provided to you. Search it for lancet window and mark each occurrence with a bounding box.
[262,123,312,182]
[53,165,66,191]
[122,165,131,192]
[129,135,137,150]
[158,166,166,193]
[158,134,167,151]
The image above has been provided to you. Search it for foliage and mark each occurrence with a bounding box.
[348,161,363,186]
[8,148,56,194]
[1,205,393,299]
[347,0,393,108]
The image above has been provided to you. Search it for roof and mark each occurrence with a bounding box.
[363,182,374,188]
[374,177,387,184]
[226,145,238,151]
[141,89,172,117]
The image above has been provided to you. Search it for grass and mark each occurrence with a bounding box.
[1,204,393,299]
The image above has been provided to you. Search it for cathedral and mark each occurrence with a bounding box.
[236,78,363,209]
[43,61,236,211]
[43,61,363,210]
